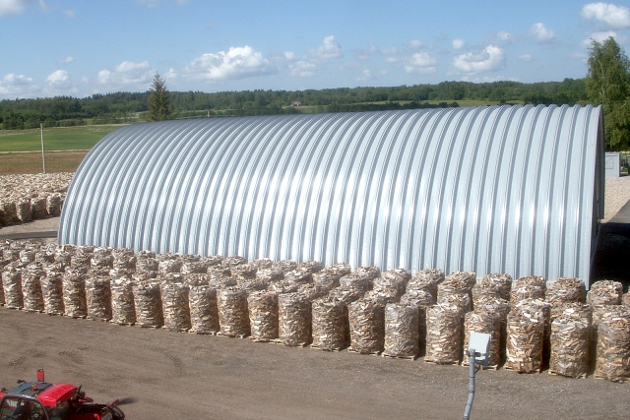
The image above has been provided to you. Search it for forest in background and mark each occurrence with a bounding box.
[0,79,588,130]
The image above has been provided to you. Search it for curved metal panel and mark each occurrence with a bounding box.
[58,105,603,284]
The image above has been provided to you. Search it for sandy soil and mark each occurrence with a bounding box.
[1,308,629,420]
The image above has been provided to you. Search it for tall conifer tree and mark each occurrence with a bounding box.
[147,73,173,121]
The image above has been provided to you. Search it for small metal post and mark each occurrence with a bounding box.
[40,123,46,174]
[463,349,476,420]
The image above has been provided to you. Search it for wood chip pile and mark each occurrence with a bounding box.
[1,239,629,381]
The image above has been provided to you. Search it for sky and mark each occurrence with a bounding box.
[0,0,629,100]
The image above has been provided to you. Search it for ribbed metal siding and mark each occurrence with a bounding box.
[58,105,603,283]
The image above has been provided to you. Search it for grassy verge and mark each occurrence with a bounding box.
[0,151,88,174]
[0,124,125,152]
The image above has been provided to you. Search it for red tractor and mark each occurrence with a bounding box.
[0,370,124,420]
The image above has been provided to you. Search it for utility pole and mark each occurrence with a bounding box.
[40,123,46,174]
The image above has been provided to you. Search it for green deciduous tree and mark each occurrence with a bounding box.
[147,73,173,121]
[586,37,630,150]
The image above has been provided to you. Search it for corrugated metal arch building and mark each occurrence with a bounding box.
[58,105,604,284]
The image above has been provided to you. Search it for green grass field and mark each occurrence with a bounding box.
[0,124,125,152]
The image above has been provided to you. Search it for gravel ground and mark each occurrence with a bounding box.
[603,175,630,221]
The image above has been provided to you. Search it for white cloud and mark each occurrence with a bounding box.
[518,54,532,62]
[63,9,75,17]
[0,73,38,97]
[96,60,154,87]
[356,69,372,82]
[182,46,272,81]
[452,38,466,50]
[452,45,506,74]
[58,56,74,64]
[581,3,630,29]
[0,0,32,16]
[497,31,514,43]
[289,61,316,78]
[404,52,437,74]
[44,69,77,94]
[355,44,379,60]
[582,30,620,47]
[308,35,343,63]
[529,22,557,43]
[407,40,423,50]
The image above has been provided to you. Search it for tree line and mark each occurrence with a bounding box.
[0,78,588,130]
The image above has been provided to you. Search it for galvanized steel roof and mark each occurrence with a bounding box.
[58,105,604,283]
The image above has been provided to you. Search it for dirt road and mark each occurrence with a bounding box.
[1,308,629,420]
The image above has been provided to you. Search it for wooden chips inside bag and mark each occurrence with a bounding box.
[62,267,88,318]
[247,290,278,342]
[21,265,45,312]
[464,310,502,368]
[189,284,220,334]
[545,277,585,306]
[348,298,385,355]
[587,280,624,306]
[383,303,419,358]
[217,287,250,337]
[160,281,192,332]
[594,306,630,382]
[110,276,136,325]
[505,300,549,373]
[132,281,164,328]
[425,303,464,364]
[277,292,311,346]
[549,315,590,379]
[86,276,112,321]
[311,297,348,351]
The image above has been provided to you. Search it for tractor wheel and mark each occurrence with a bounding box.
[111,406,125,420]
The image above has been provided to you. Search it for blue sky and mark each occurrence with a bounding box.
[1,0,629,99]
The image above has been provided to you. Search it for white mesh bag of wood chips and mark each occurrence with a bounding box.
[19,249,35,265]
[549,315,590,379]
[236,276,268,292]
[437,271,475,301]
[247,290,278,342]
[297,260,323,274]
[550,302,592,324]
[231,263,258,279]
[45,193,63,216]
[297,283,331,301]
[373,274,406,298]
[217,287,250,337]
[339,273,370,292]
[209,273,237,289]
[110,277,136,325]
[464,310,502,368]
[320,262,352,280]
[437,292,472,314]
[40,271,64,315]
[355,265,381,283]
[159,281,191,332]
[510,276,546,304]
[267,279,299,294]
[157,254,183,274]
[15,198,32,222]
[85,276,112,322]
[587,280,624,306]
[363,289,400,305]
[312,272,340,289]
[21,264,45,312]
[90,247,114,269]
[277,292,312,346]
[277,259,298,274]
[311,297,348,351]
[187,274,220,334]
[348,298,385,355]
[136,257,159,274]
[111,248,136,271]
[255,268,284,283]
[545,277,585,306]
[401,289,437,356]
[594,306,630,382]
[474,297,511,356]
[132,281,164,328]
[478,273,512,300]
[425,303,464,364]
[252,258,274,270]
[181,260,207,275]
[505,300,548,373]
[30,196,47,219]
[62,268,88,318]
[328,285,364,305]
[406,268,445,299]
[383,303,419,358]
[189,284,219,334]
[283,269,313,285]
